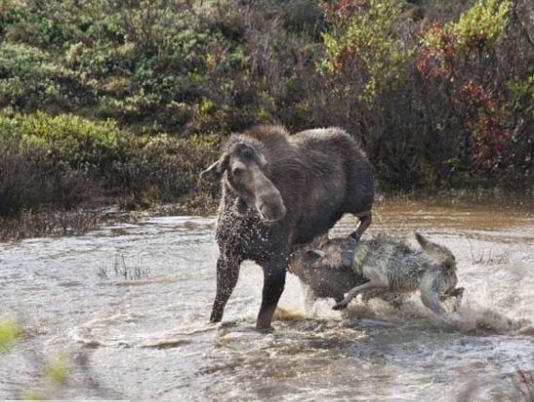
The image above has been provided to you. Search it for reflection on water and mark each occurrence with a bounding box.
[1,199,534,401]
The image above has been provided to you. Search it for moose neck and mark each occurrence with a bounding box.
[221,184,255,218]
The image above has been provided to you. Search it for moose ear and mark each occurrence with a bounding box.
[257,152,267,167]
[200,155,229,181]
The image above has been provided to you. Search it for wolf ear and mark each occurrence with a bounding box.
[200,155,229,181]
[302,249,325,265]
[414,232,427,247]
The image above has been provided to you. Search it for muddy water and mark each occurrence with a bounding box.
[1,199,534,401]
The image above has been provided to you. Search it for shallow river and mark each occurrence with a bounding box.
[1,199,534,401]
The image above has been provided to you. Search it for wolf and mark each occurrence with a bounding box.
[289,233,464,316]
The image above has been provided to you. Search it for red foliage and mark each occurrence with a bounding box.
[416,22,457,80]
[416,21,512,173]
[319,0,366,23]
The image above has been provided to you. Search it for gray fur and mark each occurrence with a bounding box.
[289,233,463,316]
[203,125,374,330]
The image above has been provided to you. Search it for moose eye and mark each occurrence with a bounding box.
[232,167,244,177]
[241,148,254,160]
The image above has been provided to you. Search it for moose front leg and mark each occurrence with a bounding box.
[210,256,240,323]
[256,261,287,331]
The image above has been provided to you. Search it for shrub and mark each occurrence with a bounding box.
[1,111,121,176]
[110,132,220,208]
[0,110,220,215]
[320,0,408,102]
[415,0,526,182]
[318,0,534,190]
[0,0,533,201]
[0,112,120,215]
[0,43,96,113]
[0,135,102,216]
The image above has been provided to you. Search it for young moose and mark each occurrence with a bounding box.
[202,125,374,330]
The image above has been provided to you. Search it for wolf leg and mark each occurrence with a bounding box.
[332,281,382,310]
[302,284,318,314]
[421,290,447,315]
[341,236,358,269]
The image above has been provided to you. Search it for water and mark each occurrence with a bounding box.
[1,199,534,401]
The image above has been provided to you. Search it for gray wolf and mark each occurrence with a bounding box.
[201,125,374,329]
[289,233,463,316]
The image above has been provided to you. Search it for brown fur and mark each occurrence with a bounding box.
[203,125,374,330]
[289,235,366,304]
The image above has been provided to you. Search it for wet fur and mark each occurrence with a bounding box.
[204,125,374,329]
[289,233,464,316]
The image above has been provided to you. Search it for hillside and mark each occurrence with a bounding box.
[1,0,533,219]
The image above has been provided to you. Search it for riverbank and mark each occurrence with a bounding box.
[1,189,531,242]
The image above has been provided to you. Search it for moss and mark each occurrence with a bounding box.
[0,319,20,352]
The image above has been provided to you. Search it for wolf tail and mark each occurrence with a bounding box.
[415,232,456,270]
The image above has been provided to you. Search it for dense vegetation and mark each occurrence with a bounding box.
[0,0,533,219]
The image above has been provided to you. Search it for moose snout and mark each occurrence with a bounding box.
[256,190,286,223]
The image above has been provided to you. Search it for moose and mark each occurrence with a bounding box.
[201,125,374,330]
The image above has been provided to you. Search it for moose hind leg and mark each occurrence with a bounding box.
[353,210,373,241]
[342,210,372,269]
[210,256,240,323]
[257,264,287,331]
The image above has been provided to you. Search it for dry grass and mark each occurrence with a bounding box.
[471,248,510,265]
[0,209,100,241]
[457,369,534,402]
[97,252,151,281]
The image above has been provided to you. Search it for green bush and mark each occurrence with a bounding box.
[110,132,220,208]
[321,0,408,101]
[0,111,219,216]
[0,0,533,206]
[0,43,96,113]
[414,0,528,185]
[318,0,534,190]
[0,111,120,176]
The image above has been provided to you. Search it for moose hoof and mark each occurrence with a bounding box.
[255,325,274,333]
[210,311,223,323]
